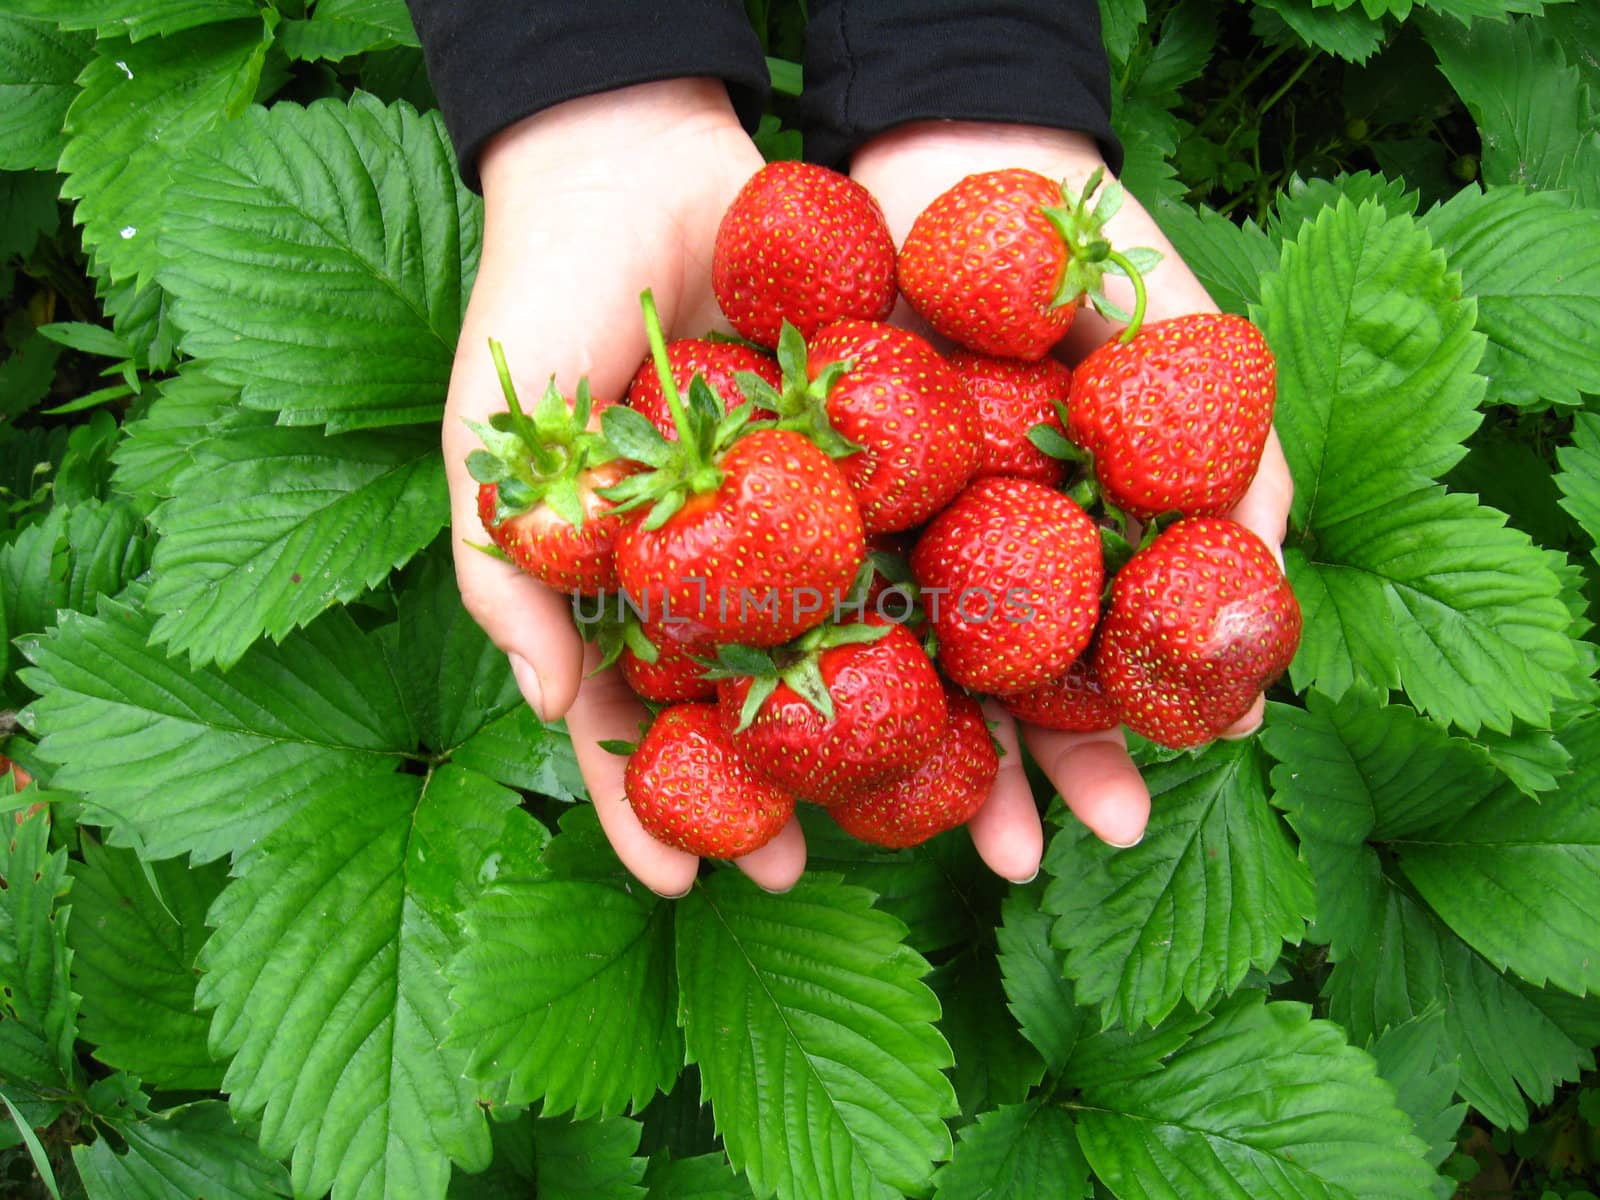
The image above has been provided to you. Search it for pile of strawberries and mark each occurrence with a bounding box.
[467,161,1301,860]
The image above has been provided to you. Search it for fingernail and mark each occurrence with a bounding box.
[1105,831,1145,849]
[508,653,546,719]
[759,881,798,896]
[1005,867,1040,886]
[1221,722,1263,742]
[656,885,694,900]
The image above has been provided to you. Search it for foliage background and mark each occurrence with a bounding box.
[1,0,1598,1197]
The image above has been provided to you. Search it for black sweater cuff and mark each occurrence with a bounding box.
[798,0,1122,175]
[404,1,771,191]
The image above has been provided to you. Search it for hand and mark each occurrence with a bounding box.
[850,121,1295,880]
[445,80,805,897]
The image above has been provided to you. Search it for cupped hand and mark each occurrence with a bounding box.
[850,121,1295,881]
[445,80,805,897]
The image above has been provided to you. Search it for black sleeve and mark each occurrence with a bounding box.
[798,1,1122,174]
[404,1,771,191]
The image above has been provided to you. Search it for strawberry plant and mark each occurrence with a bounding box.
[1,1,1599,1199]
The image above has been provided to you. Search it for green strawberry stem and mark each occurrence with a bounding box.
[488,338,562,477]
[640,289,723,494]
[1104,249,1149,343]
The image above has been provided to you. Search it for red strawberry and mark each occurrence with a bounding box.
[466,341,628,593]
[1095,518,1300,749]
[621,637,714,703]
[605,293,867,650]
[910,477,1102,694]
[1067,314,1275,520]
[829,691,998,849]
[625,703,795,858]
[897,168,1154,360]
[789,320,981,533]
[714,617,946,805]
[999,650,1119,732]
[713,161,897,347]
[625,338,782,440]
[946,351,1072,487]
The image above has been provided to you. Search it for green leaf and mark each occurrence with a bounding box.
[1149,199,1276,317]
[17,589,414,862]
[643,1152,755,1199]
[159,94,481,432]
[36,321,131,359]
[1265,695,1599,1129]
[1368,1009,1467,1178]
[1395,713,1600,995]
[68,840,228,1091]
[1428,15,1600,207]
[59,19,273,290]
[279,0,419,62]
[1043,740,1312,1030]
[1285,486,1582,733]
[452,705,585,802]
[198,765,512,1200]
[73,1100,293,1199]
[676,872,957,1200]
[1255,197,1484,533]
[0,17,93,171]
[1557,411,1600,564]
[447,817,682,1120]
[0,167,59,271]
[533,1116,648,1200]
[144,424,447,669]
[1098,0,1148,64]
[0,805,77,1092]
[995,881,1083,1074]
[931,1101,1089,1200]
[0,498,151,650]
[1073,995,1439,1199]
[0,0,260,41]
[111,370,268,510]
[929,948,1044,1124]
[1270,171,1420,234]
[1421,186,1600,408]
[0,1088,61,1200]
[1251,0,1386,62]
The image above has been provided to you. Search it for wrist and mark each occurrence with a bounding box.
[852,121,1109,183]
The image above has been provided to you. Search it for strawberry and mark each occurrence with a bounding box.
[466,340,629,593]
[625,703,795,858]
[910,476,1102,694]
[1066,313,1275,520]
[999,650,1119,732]
[625,338,781,440]
[712,617,946,805]
[1095,518,1300,749]
[946,350,1072,487]
[749,321,981,533]
[897,168,1156,360]
[829,691,997,849]
[712,161,897,347]
[603,293,866,649]
[621,637,714,703]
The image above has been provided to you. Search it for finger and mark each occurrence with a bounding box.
[565,659,701,898]
[1022,724,1150,848]
[1228,427,1293,567]
[734,814,807,892]
[1221,694,1266,740]
[966,704,1045,883]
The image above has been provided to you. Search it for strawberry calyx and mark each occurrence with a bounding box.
[707,621,894,732]
[575,591,669,672]
[1038,167,1161,343]
[599,290,763,530]
[738,321,863,460]
[464,338,615,528]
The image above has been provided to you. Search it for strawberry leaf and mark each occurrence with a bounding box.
[278,0,420,62]
[1556,411,1600,565]
[0,806,78,1095]
[447,807,679,1118]
[676,872,957,1200]
[1073,994,1439,1199]
[0,0,259,41]
[930,1101,1089,1200]
[1042,740,1313,1030]
[158,95,481,431]
[67,841,229,1091]
[143,424,448,671]
[60,18,273,291]
[198,765,517,1200]
[995,882,1084,1074]
[71,1100,292,1200]
[0,16,93,172]
[533,1114,649,1200]
[1264,691,1600,1130]
[1421,185,1600,409]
